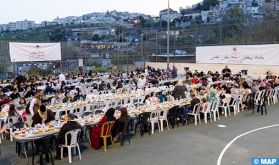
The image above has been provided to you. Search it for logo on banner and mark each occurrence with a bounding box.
[29,44,45,60]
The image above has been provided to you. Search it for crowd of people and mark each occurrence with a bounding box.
[0,65,278,161]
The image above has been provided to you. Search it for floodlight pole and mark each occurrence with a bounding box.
[167,0,170,69]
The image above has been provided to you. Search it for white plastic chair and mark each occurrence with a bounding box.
[200,102,212,123]
[127,104,136,109]
[149,110,161,134]
[219,97,230,117]
[134,96,145,107]
[229,98,238,115]
[60,129,82,163]
[236,94,244,112]
[272,89,278,104]
[7,116,20,141]
[0,119,3,143]
[85,104,92,112]
[211,101,220,121]
[24,114,33,127]
[187,104,201,126]
[265,89,273,106]
[254,90,265,109]
[159,108,169,131]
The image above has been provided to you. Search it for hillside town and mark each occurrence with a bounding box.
[0,0,278,32]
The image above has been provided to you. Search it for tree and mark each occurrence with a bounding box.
[80,32,93,40]
[49,27,67,41]
[92,34,100,41]
[222,7,245,43]
[202,0,218,10]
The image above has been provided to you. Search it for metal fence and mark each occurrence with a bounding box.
[1,17,279,76]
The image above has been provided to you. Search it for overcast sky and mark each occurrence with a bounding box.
[0,0,201,24]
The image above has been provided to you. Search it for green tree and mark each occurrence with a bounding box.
[49,27,67,41]
[202,0,218,10]
[222,7,245,43]
[80,32,93,40]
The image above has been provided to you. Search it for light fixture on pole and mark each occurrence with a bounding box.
[167,0,170,69]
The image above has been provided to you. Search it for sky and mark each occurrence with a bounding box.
[0,0,201,24]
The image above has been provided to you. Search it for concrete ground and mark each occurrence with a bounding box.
[1,103,279,165]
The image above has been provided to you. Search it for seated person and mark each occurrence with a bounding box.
[72,90,85,102]
[32,105,55,126]
[0,90,5,101]
[187,93,200,113]
[55,113,82,159]
[16,98,27,111]
[8,104,20,118]
[150,92,160,104]
[143,95,151,106]
[44,83,54,95]
[112,107,130,141]
[0,95,11,107]
[62,92,72,103]
[0,122,7,155]
[158,90,168,103]
[200,98,209,113]
[9,88,21,100]
[90,108,116,149]
[23,86,35,98]
[51,92,61,105]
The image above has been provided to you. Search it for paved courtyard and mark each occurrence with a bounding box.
[1,104,279,165]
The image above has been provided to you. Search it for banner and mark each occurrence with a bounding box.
[78,59,83,67]
[9,42,61,62]
[196,44,279,65]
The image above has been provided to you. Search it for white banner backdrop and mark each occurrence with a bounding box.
[196,44,279,65]
[9,42,61,62]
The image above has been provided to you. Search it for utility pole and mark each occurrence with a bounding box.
[219,23,222,44]
[155,32,158,62]
[141,34,144,68]
[167,0,170,69]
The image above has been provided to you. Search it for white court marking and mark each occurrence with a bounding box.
[217,123,279,165]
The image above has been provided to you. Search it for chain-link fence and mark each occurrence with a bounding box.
[0,16,279,78]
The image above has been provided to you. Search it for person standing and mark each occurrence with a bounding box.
[29,90,43,116]
[222,65,231,79]
[137,75,146,89]
[173,80,187,100]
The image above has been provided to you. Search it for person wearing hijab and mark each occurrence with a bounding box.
[90,108,116,149]
[206,84,218,103]
[112,107,130,142]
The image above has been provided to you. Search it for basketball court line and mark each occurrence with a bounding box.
[217,123,279,165]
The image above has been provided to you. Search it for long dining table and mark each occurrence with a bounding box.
[12,98,191,142]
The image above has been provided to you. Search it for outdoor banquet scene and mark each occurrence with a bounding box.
[0,63,279,164]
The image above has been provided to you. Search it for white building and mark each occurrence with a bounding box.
[160,9,182,21]
[7,20,35,31]
[0,24,9,32]
[53,16,79,25]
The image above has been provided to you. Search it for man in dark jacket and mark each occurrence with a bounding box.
[188,93,200,113]
[55,113,82,159]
